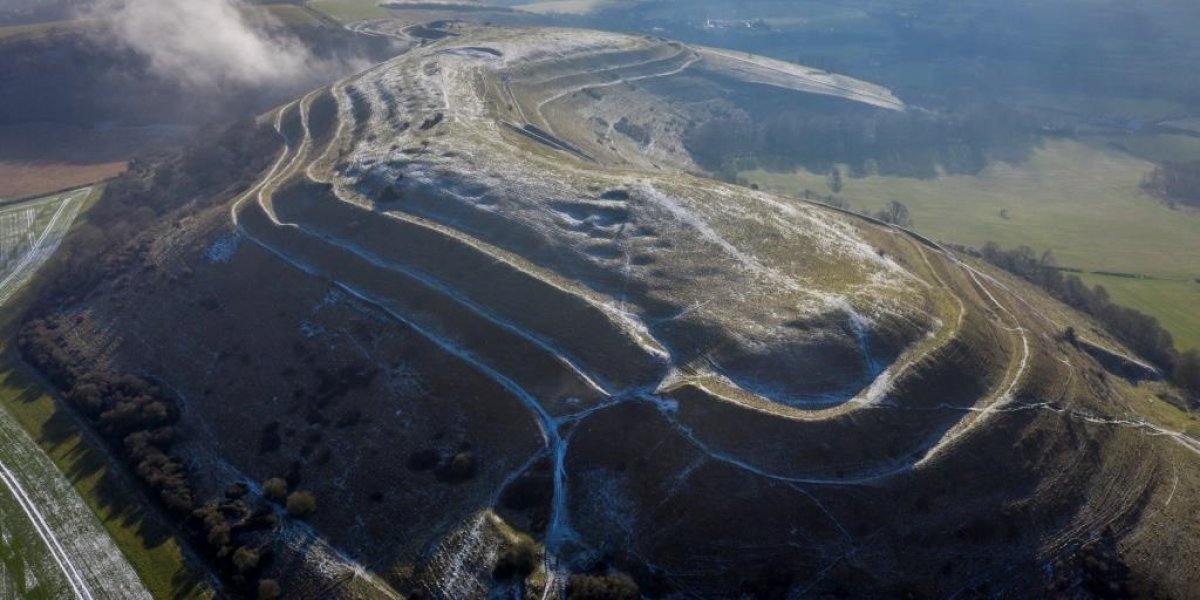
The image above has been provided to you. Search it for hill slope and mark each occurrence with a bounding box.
[25,25,1200,598]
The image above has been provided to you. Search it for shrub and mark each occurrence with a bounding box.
[977,243,1180,373]
[231,546,260,574]
[567,573,641,600]
[262,477,288,502]
[435,451,478,483]
[1142,161,1200,206]
[257,579,282,600]
[493,536,539,580]
[285,491,317,518]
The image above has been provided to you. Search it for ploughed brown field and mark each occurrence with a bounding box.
[0,123,182,198]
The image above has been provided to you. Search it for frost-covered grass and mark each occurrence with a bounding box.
[0,474,67,599]
[0,189,89,309]
[211,27,1200,592]
[0,364,154,600]
[0,352,210,600]
[284,26,938,414]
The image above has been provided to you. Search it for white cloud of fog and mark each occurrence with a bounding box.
[86,0,319,89]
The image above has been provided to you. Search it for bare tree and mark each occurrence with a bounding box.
[875,200,912,227]
[828,166,844,195]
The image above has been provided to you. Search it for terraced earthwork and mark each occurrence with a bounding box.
[52,25,1200,598]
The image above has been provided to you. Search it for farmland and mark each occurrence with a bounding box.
[306,0,392,22]
[0,123,188,199]
[0,189,90,309]
[0,20,84,42]
[258,4,323,26]
[0,162,126,201]
[0,364,209,600]
[1077,274,1200,353]
[0,370,152,600]
[743,140,1200,278]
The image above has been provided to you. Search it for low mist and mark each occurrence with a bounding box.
[85,0,337,90]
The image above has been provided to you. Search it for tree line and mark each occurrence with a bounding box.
[969,243,1199,399]
[1141,161,1200,207]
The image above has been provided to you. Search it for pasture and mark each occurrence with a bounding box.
[513,0,623,14]
[306,0,392,22]
[1077,274,1200,353]
[258,4,322,26]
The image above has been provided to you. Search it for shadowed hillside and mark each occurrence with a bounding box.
[15,23,1200,599]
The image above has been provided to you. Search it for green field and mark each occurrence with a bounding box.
[0,189,210,599]
[743,139,1200,351]
[1076,274,1200,353]
[515,0,628,14]
[259,4,323,25]
[306,0,391,22]
[0,453,69,599]
[0,366,209,599]
[1100,133,1200,164]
